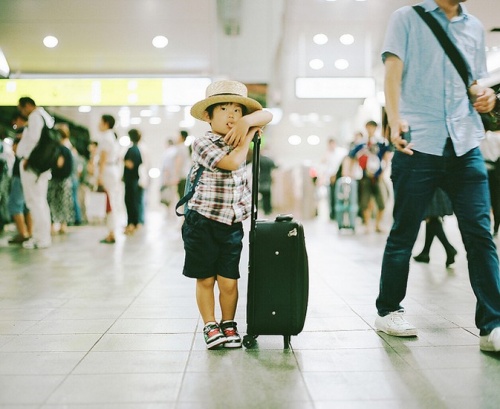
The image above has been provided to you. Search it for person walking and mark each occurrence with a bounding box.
[374,0,500,353]
[412,188,457,267]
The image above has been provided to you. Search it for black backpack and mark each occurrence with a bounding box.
[27,115,61,176]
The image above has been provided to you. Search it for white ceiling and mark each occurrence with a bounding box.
[1,0,500,166]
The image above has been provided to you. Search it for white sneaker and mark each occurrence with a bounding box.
[375,310,418,337]
[22,239,50,249]
[480,327,500,352]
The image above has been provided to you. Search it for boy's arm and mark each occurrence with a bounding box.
[224,109,273,147]
[217,126,261,171]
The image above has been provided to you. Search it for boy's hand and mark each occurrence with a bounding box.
[224,117,250,147]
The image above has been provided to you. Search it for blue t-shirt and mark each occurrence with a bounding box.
[382,0,488,156]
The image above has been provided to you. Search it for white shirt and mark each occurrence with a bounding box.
[96,129,120,165]
[17,107,54,159]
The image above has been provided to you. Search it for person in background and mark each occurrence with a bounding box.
[374,0,500,353]
[348,121,392,233]
[137,133,150,227]
[412,188,457,267]
[160,139,178,214]
[259,150,277,215]
[322,138,348,220]
[96,114,120,244]
[123,129,143,235]
[16,97,53,249]
[7,113,32,244]
[58,123,83,226]
[47,126,74,235]
[479,128,500,236]
[174,130,192,200]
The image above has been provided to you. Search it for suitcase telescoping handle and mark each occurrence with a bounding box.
[251,131,261,232]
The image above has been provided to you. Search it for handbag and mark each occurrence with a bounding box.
[413,5,500,132]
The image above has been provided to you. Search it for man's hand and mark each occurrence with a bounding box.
[470,85,496,114]
[389,120,414,155]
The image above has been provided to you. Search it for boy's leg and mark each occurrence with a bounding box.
[218,276,238,321]
[196,276,227,349]
[196,277,217,324]
[218,275,242,348]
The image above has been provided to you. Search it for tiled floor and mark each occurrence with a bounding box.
[1,206,500,409]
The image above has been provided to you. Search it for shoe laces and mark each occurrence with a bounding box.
[391,311,407,324]
[204,324,221,338]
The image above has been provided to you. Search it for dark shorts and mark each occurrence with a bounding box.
[181,210,243,280]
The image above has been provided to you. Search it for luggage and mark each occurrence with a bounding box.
[243,134,309,349]
[334,176,358,231]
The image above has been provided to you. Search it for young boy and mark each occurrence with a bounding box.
[183,80,273,349]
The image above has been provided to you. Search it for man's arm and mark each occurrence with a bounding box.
[384,54,413,155]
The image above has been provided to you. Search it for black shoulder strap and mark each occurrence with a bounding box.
[175,165,204,217]
[413,5,470,89]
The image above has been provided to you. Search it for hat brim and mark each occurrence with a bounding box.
[190,95,262,121]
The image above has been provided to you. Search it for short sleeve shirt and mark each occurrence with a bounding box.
[382,0,488,156]
[188,131,251,225]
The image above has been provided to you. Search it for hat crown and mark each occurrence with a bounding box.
[206,80,248,99]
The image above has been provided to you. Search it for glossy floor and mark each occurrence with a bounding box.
[1,209,500,409]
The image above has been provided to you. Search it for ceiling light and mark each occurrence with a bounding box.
[130,117,142,125]
[313,34,328,45]
[43,36,58,48]
[339,34,355,45]
[335,59,349,70]
[152,35,168,48]
[288,135,302,146]
[307,135,320,146]
[140,109,152,117]
[0,48,10,77]
[78,106,91,113]
[309,59,324,70]
[149,117,162,125]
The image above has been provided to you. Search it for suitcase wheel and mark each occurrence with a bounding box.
[243,334,258,349]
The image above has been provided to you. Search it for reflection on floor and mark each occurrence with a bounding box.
[0,209,500,408]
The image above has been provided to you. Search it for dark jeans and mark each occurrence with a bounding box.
[376,141,500,335]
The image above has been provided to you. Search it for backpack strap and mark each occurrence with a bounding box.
[175,165,204,217]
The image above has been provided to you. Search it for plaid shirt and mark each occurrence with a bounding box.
[188,131,251,225]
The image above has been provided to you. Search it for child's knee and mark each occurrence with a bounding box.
[217,276,238,294]
[197,276,216,290]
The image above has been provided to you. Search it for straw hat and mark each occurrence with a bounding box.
[190,80,262,121]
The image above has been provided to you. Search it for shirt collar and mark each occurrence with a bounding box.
[421,0,469,20]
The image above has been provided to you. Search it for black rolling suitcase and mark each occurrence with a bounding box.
[243,134,309,349]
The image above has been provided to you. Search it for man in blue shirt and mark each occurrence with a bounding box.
[375,0,500,353]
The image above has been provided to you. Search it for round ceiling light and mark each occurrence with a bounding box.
[43,36,58,48]
[335,59,349,70]
[152,36,169,48]
[313,34,328,45]
[340,34,355,45]
[309,59,324,70]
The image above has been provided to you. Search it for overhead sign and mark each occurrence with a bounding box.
[0,77,211,106]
